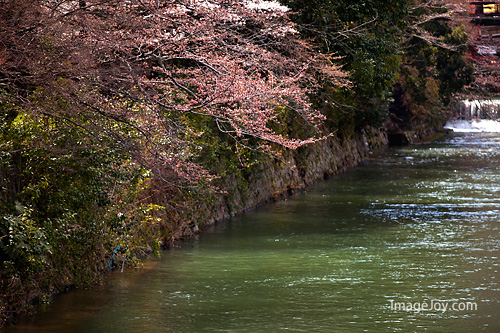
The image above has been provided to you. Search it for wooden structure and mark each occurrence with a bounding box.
[471,1,500,16]
[470,1,500,42]
[479,25,500,39]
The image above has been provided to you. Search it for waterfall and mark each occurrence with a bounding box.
[445,99,500,132]
[453,99,500,120]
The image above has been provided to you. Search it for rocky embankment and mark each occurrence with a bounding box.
[190,127,388,229]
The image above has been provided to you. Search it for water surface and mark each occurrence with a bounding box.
[6,133,500,332]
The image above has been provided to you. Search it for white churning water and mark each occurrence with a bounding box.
[444,119,500,133]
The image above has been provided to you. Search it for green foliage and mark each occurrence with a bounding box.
[283,0,410,127]
[1,205,51,277]
[284,1,473,130]
[400,20,474,125]
[180,112,259,198]
[0,89,166,322]
[435,25,475,105]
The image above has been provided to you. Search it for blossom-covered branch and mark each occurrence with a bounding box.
[1,0,348,185]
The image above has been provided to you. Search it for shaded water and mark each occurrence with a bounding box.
[6,133,500,332]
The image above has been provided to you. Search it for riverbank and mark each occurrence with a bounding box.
[171,120,449,242]
[195,127,389,228]
[165,119,452,256]
[203,119,453,229]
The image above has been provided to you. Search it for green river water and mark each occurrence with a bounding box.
[6,132,500,332]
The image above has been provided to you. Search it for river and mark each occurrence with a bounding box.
[5,127,500,332]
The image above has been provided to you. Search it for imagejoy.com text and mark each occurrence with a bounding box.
[389,300,478,313]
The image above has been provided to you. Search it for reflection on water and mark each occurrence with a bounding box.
[5,133,500,332]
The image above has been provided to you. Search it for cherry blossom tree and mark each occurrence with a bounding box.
[1,0,348,185]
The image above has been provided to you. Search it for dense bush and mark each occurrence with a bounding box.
[0,89,166,322]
